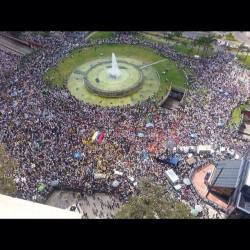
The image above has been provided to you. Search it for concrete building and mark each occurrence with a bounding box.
[207,157,250,218]
[0,194,82,219]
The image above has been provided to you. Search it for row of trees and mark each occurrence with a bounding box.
[164,32,217,57]
[164,32,183,40]
[163,32,250,59]
[191,34,217,56]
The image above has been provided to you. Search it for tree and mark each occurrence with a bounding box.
[165,32,175,40]
[197,35,216,57]
[204,34,216,56]
[0,144,16,195]
[163,32,175,46]
[115,179,194,219]
[236,43,245,57]
[190,38,197,54]
[172,32,183,38]
[245,47,250,61]
[198,36,209,56]
[194,36,205,55]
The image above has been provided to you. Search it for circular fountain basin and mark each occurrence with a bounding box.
[84,60,143,97]
[67,57,160,107]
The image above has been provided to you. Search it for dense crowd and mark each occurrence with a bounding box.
[0,48,21,74]
[0,31,250,218]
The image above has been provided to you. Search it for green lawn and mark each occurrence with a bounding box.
[224,32,237,41]
[230,106,243,128]
[237,53,250,70]
[229,101,250,128]
[172,42,192,55]
[87,31,114,41]
[44,44,187,92]
[0,144,16,195]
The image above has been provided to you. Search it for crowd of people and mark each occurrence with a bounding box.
[0,48,21,74]
[77,193,120,219]
[0,31,250,218]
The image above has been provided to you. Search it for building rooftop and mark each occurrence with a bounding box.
[210,160,242,188]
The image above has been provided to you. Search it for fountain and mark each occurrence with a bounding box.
[80,52,144,98]
[107,53,121,79]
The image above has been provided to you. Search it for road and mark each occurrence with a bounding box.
[233,32,250,47]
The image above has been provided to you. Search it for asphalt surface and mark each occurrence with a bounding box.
[233,32,250,47]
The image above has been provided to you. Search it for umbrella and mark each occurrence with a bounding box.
[37,183,46,192]
[166,139,175,149]
[128,176,135,182]
[146,122,154,128]
[114,170,124,176]
[73,151,81,159]
[183,178,191,186]
[190,133,198,139]
[141,150,149,161]
[195,205,203,213]
[11,90,17,97]
[234,153,240,160]
[227,148,235,156]
[220,147,226,152]
[137,132,145,138]
[174,184,182,191]
[50,180,59,187]
[218,122,225,128]
[169,155,179,167]
[191,208,199,216]
[111,180,120,188]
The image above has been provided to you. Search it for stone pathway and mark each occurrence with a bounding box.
[140,59,167,69]
[46,190,121,219]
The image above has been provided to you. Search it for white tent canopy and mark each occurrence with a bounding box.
[165,169,179,185]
